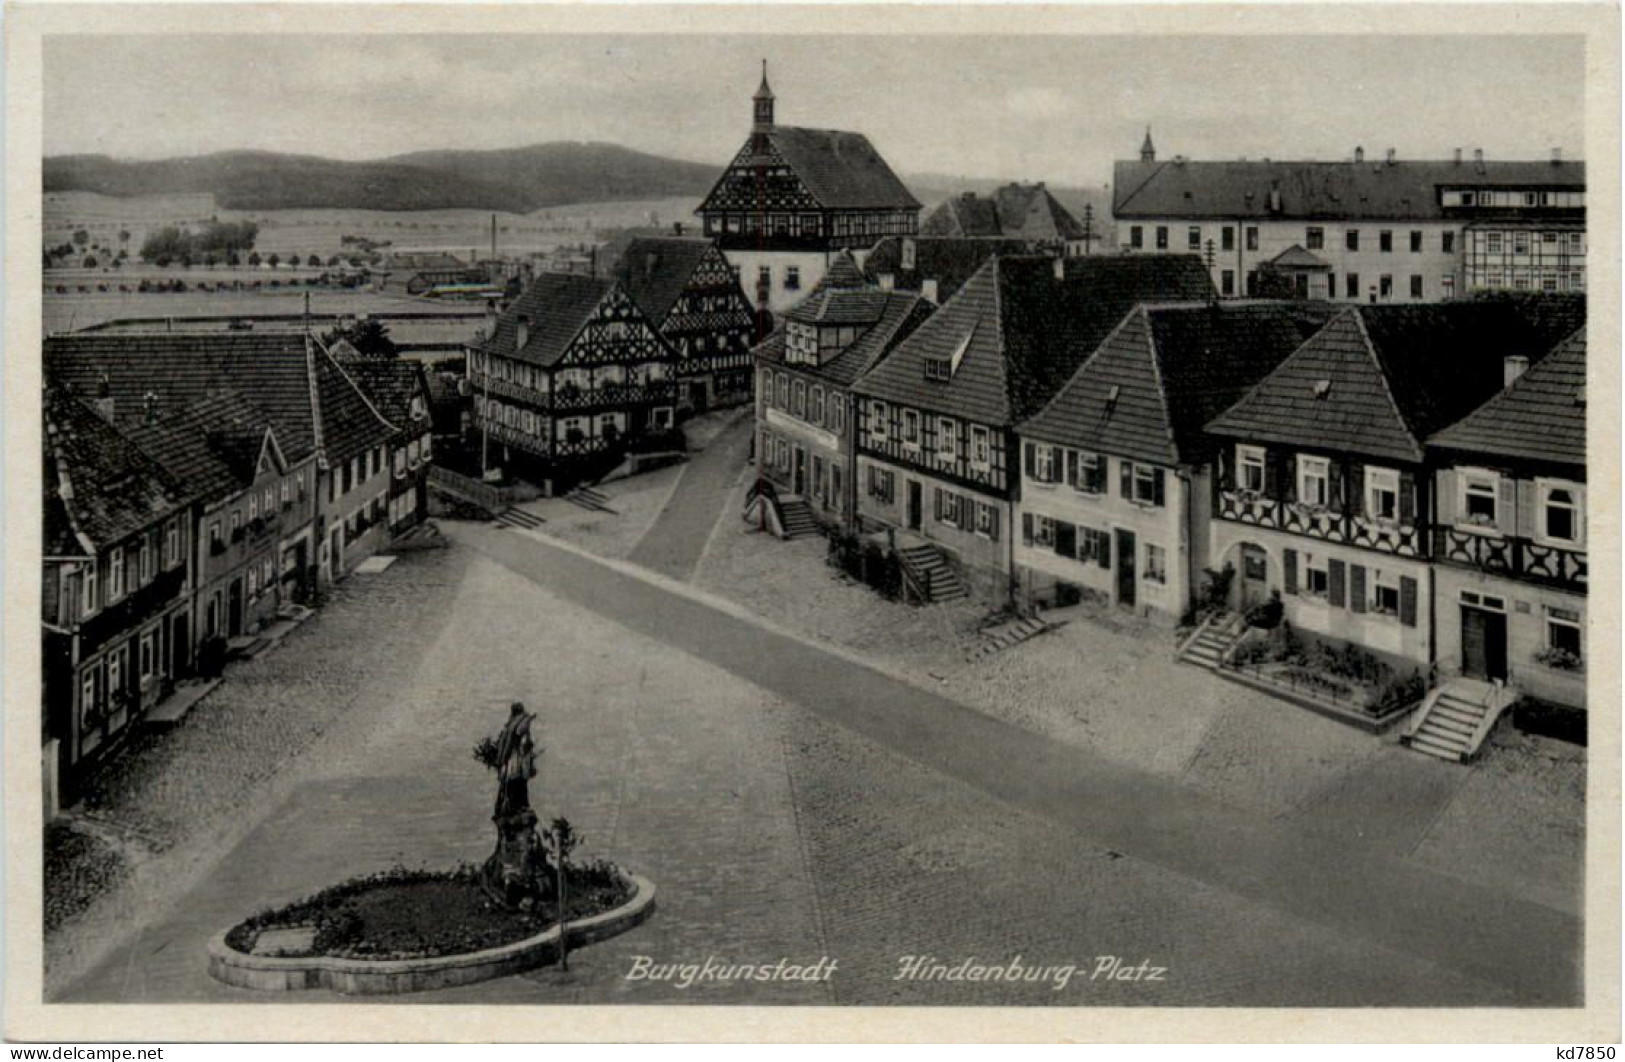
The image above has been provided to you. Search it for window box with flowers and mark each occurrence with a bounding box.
[1534,646,1583,673]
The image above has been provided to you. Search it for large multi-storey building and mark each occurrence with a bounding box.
[467,272,679,489]
[753,253,934,529]
[1013,302,1333,622]
[1203,303,1573,670]
[612,236,760,413]
[1113,137,1585,302]
[696,65,921,315]
[331,345,437,536]
[921,183,1097,257]
[1427,328,1587,715]
[861,236,1032,306]
[850,254,1213,603]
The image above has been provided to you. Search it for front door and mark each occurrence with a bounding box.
[793,447,807,496]
[171,613,190,678]
[1115,529,1137,608]
[906,479,923,531]
[1461,605,1509,681]
[227,578,244,637]
[1240,544,1269,609]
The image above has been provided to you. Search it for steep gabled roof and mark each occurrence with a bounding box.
[1429,327,1586,467]
[44,387,188,555]
[333,353,430,437]
[1113,157,1586,221]
[485,272,618,367]
[853,254,1214,426]
[1205,303,1565,464]
[123,390,276,504]
[862,236,1032,303]
[922,184,1090,243]
[612,237,718,325]
[746,126,920,211]
[1020,302,1337,467]
[922,194,1002,237]
[756,290,934,389]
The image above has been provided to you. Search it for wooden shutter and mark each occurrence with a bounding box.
[934,487,942,522]
[1065,449,1078,488]
[988,505,1000,542]
[1264,449,1280,498]
[1024,441,1036,481]
[1497,473,1516,533]
[1284,548,1298,594]
[1399,575,1418,627]
[1022,512,1033,547]
[1434,469,1456,526]
[1329,461,1345,513]
[1328,559,1346,608]
[1217,448,1233,491]
[1282,453,1297,502]
[1152,468,1166,507]
[1349,463,1366,518]
[1120,459,1133,498]
[1400,471,1417,523]
[1099,530,1111,570]
[1350,565,1367,613]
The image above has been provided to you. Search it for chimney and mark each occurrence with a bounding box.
[1051,257,1065,281]
[1504,355,1530,388]
[1354,146,1365,163]
[877,273,895,291]
[1267,180,1283,214]
[921,278,940,303]
[1454,147,1462,165]
[516,315,531,351]
[143,391,160,425]
[672,221,685,236]
[645,251,659,280]
[1552,147,1563,165]
[901,237,917,271]
[483,298,499,341]
[1385,148,1396,166]
[1474,148,1485,172]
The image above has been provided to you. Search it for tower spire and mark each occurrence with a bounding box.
[1140,126,1156,163]
[753,60,775,132]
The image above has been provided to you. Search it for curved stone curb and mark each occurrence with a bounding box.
[207,874,655,994]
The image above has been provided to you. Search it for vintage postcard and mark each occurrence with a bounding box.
[4,1,1619,1044]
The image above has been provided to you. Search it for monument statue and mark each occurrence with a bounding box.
[481,702,548,909]
[493,703,538,818]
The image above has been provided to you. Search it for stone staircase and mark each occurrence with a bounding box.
[778,498,819,539]
[1178,612,1246,670]
[1401,678,1513,763]
[563,486,617,514]
[495,507,545,531]
[897,541,968,604]
[969,612,1057,660]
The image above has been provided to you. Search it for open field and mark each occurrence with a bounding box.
[44,191,702,262]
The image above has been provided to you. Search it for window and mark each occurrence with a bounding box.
[975,501,999,540]
[139,630,155,681]
[1238,445,1266,493]
[165,522,179,566]
[940,489,962,528]
[108,548,126,601]
[1031,443,1057,484]
[138,540,152,584]
[1222,227,1235,251]
[1304,555,1329,597]
[1441,275,1455,299]
[785,266,801,291]
[1546,606,1583,663]
[1297,455,1329,508]
[107,649,123,709]
[1033,514,1055,547]
[1514,233,1530,256]
[868,401,888,445]
[81,563,98,616]
[248,495,258,521]
[902,409,920,446]
[1345,229,1360,252]
[1076,451,1106,494]
[1486,232,1504,254]
[1145,544,1167,584]
[936,418,957,461]
[1409,275,1424,299]
[1359,465,1398,522]
[832,401,846,435]
[1379,275,1393,298]
[1187,226,1201,250]
[757,265,771,291]
[970,426,991,467]
[777,374,789,409]
[264,487,274,511]
[81,671,98,726]
[1379,230,1393,253]
[1372,570,1401,616]
[1080,527,1111,567]
[1129,225,1143,249]
[1409,230,1423,253]
[811,386,825,424]
[1539,480,1582,545]
[1245,227,1259,251]
[1442,231,1456,254]
[1155,226,1169,250]
[792,380,805,418]
[1221,269,1235,296]
[1306,227,1324,250]
[280,481,290,508]
[1346,273,1360,299]
[1126,463,1165,506]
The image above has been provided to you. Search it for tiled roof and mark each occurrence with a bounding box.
[821,250,867,289]
[1267,245,1330,269]
[1113,158,1586,221]
[612,237,718,324]
[762,126,920,211]
[42,333,395,467]
[333,354,429,437]
[1429,327,1586,467]
[123,391,276,504]
[853,254,1214,426]
[1019,302,1337,467]
[756,291,933,389]
[922,184,1089,242]
[1205,303,1569,464]
[485,272,617,367]
[862,237,1032,303]
[44,387,188,554]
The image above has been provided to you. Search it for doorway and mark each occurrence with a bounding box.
[906,479,923,531]
[1240,544,1269,609]
[227,578,244,637]
[1115,529,1137,608]
[793,447,807,496]
[1461,605,1508,681]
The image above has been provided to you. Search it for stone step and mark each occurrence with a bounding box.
[1410,734,1466,761]
[1423,714,1477,737]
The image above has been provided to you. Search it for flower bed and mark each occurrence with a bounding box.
[1225,622,1424,725]
[224,861,632,962]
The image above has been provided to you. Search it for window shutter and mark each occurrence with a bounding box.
[1024,441,1036,479]
[1152,468,1166,507]
[1349,463,1365,518]
[1218,448,1233,491]
[1022,512,1033,547]
[1496,474,1515,532]
[934,487,942,522]
[989,506,1000,542]
[1328,559,1346,608]
[1120,459,1133,498]
[1399,575,1418,627]
[1264,450,1280,498]
[1282,453,1297,502]
[1400,471,1417,523]
[1284,548,1299,595]
[1329,461,1345,513]
[1065,449,1078,488]
[1435,469,1456,526]
[1099,531,1111,570]
[1350,565,1367,613]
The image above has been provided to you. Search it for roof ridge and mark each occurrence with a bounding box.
[1140,306,1183,463]
[318,337,401,436]
[42,397,97,557]
[1351,308,1426,463]
[303,334,327,464]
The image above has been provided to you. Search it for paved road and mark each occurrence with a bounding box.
[625,411,753,581]
[447,521,1581,1006]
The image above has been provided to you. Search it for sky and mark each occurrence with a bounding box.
[45,33,1585,188]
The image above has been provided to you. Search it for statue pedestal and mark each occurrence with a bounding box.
[481,808,551,910]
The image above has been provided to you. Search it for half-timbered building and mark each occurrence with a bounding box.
[850,254,1213,603]
[613,236,759,412]
[467,272,680,489]
[696,65,921,315]
[332,346,436,535]
[1427,328,1587,720]
[1203,303,1571,670]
